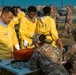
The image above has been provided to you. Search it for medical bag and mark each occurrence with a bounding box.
[13,48,34,61]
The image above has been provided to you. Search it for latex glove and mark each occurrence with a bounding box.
[15,44,20,50]
[24,40,29,48]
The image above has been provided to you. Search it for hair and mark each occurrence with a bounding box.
[39,34,46,44]
[66,4,71,8]
[37,11,41,16]
[43,6,50,15]
[16,6,21,9]
[2,6,15,16]
[12,6,17,9]
[28,6,37,12]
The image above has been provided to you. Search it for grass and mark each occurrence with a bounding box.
[27,22,76,75]
[58,22,76,46]
[2,20,76,75]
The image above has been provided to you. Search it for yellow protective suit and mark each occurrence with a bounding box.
[17,11,25,19]
[19,16,37,49]
[14,11,25,32]
[9,11,25,43]
[9,11,25,29]
[36,16,59,47]
[0,22,18,60]
[9,17,19,29]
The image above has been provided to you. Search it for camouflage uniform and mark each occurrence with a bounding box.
[27,43,69,75]
[63,6,73,36]
[65,8,73,25]
[63,44,76,75]
[50,8,60,29]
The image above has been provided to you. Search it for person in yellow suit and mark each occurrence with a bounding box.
[9,6,26,29]
[0,6,20,60]
[19,6,37,49]
[14,6,26,41]
[16,6,25,19]
[36,6,63,52]
[9,6,26,45]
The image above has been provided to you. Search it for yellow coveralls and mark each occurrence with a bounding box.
[36,16,58,47]
[17,11,25,19]
[9,11,26,44]
[9,11,25,29]
[19,16,37,49]
[0,21,18,60]
[14,11,26,33]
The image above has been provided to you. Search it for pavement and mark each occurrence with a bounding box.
[59,15,76,23]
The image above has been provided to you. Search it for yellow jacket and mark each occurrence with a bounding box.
[19,16,37,49]
[9,11,25,29]
[36,16,59,47]
[9,17,19,29]
[17,11,25,19]
[0,21,18,60]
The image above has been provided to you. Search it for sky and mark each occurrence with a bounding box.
[0,0,76,8]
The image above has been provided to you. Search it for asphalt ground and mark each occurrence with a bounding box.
[59,15,76,23]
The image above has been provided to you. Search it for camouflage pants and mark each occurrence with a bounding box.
[62,23,72,36]
[63,23,72,36]
[65,23,71,31]
[63,44,76,75]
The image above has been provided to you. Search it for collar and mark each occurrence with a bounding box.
[0,20,8,26]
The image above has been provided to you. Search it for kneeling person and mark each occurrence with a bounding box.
[26,34,69,75]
